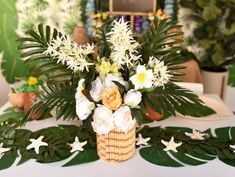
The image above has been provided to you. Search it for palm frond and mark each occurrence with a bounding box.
[18,24,73,82]
[95,18,113,58]
[28,81,78,121]
[140,83,215,121]
[139,17,187,81]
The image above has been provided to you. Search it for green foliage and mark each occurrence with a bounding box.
[28,81,78,121]
[1,123,235,169]
[0,0,27,83]
[139,17,187,81]
[138,126,235,167]
[137,82,215,124]
[18,24,74,83]
[0,124,98,170]
[95,18,113,58]
[229,65,235,86]
[179,0,235,70]
[0,107,25,124]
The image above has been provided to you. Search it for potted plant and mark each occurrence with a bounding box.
[179,0,235,100]
[8,76,43,119]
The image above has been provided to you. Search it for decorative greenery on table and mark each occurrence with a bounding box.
[0,110,235,170]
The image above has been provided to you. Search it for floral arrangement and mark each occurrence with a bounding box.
[15,17,216,161]
[18,17,215,123]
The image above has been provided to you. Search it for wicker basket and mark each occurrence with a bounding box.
[97,125,136,163]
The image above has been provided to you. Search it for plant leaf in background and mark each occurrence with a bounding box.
[229,65,235,87]
[0,0,27,83]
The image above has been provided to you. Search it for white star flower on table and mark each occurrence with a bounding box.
[230,144,235,153]
[136,134,150,146]
[69,137,87,153]
[26,136,48,154]
[0,143,10,159]
[185,130,207,140]
[161,137,182,152]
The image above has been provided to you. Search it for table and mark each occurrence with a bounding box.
[0,96,235,177]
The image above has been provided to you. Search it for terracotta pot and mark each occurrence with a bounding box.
[201,68,228,100]
[8,92,24,112]
[145,103,163,121]
[72,26,89,45]
[23,92,43,120]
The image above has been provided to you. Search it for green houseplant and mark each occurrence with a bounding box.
[179,0,235,99]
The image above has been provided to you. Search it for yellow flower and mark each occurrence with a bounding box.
[27,76,38,86]
[99,60,111,75]
[110,63,119,74]
[101,87,122,111]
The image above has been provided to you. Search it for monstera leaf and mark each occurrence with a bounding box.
[0,0,27,83]
[138,126,235,167]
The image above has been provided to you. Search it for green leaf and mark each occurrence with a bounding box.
[63,149,99,167]
[18,24,73,83]
[0,107,25,124]
[229,65,235,87]
[0,153,17,170]
[143,83,215,119]
[140,147,183,167]
[0,0,27,83]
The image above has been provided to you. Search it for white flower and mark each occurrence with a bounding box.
[124,89,142,108]
[26,136,48,154]
[76,97,95,120]
[75,79,85,99]
[92,106,114,135]
[136,134,150,146]
[113,106,136,133]
[161,137,182,153]
[104,74,129,89]
[44,36,94,72]
[148,56,172,87]
[107,17,141,68]
[90,77,104,102]
[130,65,153,90]
[0,143,10,159]
[185,130,207,140]
[69,137,87,153]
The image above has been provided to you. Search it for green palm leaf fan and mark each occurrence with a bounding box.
[18,24,75,83]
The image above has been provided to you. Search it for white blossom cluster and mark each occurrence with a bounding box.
[44,36,94,72]
[148,56,172,87]
[107,18,141,69]
[16,0,84,37]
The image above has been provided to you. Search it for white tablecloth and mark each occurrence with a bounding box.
[0,96,235,177]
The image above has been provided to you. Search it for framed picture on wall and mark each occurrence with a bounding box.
[109,0,157,14]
